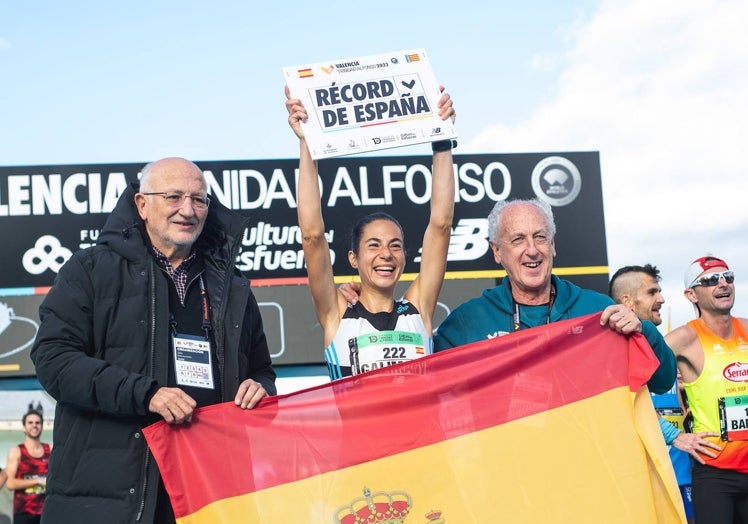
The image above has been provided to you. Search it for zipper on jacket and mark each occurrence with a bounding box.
[135,449,151,521]
[137,260,158,521]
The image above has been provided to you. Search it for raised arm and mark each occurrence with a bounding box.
[285,87,344,342]
[404,90,456,331]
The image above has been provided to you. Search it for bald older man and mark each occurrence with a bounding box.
[31,157,276,524]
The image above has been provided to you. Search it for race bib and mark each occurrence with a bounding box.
[656,407,686,432]
[348,330,426,375]
[719,395,748,441]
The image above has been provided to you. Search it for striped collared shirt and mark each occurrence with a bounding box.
[151,247,197,304]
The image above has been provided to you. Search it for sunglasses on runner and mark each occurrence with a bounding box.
[690,271,735,288]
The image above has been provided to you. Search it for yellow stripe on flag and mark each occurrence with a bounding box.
[176,387,682,523]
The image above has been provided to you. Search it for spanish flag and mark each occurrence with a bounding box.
[143,313,685,523]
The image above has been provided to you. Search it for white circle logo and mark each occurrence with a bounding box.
[22,235,72,275]
[531,156,582,207]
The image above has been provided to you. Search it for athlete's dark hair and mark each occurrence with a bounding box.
[608,263,661,298]
[349,212,404,254]
[22,409,43,425]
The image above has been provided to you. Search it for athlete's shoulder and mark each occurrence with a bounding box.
[665,322,698,354]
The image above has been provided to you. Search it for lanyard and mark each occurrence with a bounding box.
[512,283,556,332]
[199,276,211,338]
[168,274,211,341]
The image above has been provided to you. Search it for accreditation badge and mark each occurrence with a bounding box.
[172,333,215,389]
[719,395,748,441]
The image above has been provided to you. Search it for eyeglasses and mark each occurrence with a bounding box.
[690,270,735,288]
[141,192,210,209]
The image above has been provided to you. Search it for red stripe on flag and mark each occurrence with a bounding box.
[143,313,659,518]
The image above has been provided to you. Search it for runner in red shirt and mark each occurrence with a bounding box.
[5,409,51,524]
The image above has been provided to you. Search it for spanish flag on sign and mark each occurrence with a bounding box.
[143,313,685,523]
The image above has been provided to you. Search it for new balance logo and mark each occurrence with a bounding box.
[414,218,489,262]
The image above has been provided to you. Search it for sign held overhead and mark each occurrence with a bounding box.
[283,49,457,159]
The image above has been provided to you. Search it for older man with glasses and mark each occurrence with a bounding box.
[31,157,276,524]
[666,255,748,524]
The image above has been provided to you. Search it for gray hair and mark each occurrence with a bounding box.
[487,198,556,243]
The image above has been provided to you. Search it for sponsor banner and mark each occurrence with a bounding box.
[143,313,685,523]
[283,49,457,159]
[0,152,606,373]
[0,152,604,290]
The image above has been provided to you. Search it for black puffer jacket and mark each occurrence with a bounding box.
[31,183,276,524]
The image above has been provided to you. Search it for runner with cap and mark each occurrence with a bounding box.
[666,255,748,524]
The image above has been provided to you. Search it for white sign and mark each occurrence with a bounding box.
[283,49,457,159]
